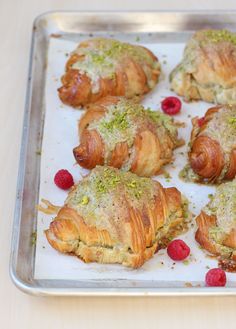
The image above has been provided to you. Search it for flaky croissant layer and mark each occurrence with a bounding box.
[73,96,183,177]
[44,166,190,268]
[170,29,236,105]
[180,105,236,184]
[195,179,236,271]
[58,38,161,107]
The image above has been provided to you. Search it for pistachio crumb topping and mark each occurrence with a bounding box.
[65,166,158,230]
[64,166,189,245]
[204,180,236,235]
[71,38,159,92]
[203,29,236,46]
[80,195,89,205]
[89,98,178,166]
[228,116,236,126]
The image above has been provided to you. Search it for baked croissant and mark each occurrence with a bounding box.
[180,105,236,184]
[73,96,183,177]
[45,166,189,268]
[58,38,161,108]
[170,29,236,104]
[195,179,236,271]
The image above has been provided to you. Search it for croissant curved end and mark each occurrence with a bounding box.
[189,136,224,180]
[73,144,89,166]
[73,130,105,169]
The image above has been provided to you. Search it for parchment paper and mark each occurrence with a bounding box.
[34,37,236,284]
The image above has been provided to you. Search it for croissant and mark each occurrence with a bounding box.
[180,105,236,184]
[195,179,236,271]
[73,96,183,177]
[44,166,189,268]
[170,29,236,104]
[58,38,161,108]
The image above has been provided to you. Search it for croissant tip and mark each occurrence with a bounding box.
[73,145,84,162]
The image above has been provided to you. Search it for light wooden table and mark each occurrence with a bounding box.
[1,1,236,328]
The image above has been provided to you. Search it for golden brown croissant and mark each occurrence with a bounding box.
[180,105,236,184]
[58,38,161,108]
[195,179,236,271]
[170,29,236,104]
[44,166,189,268]
[73,96,183,177]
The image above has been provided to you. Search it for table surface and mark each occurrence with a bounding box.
[1,1,236,328]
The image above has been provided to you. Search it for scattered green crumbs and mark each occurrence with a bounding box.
[100,109,129,132]
[204,180,236,236]
[93,167,152,200]
[164,172,172,179]
[89,99,177,162]
[72,38,157,85]
[135,36,140,42]
[95,167,121,194]
[31,231,37,246]
[203,29,236,46]
[146,108,177,136]
[228,116,236,126]
[67,167,156,216]
[209,226,224,243]
[66,166,158,227]
[183,260,190,265]
[80,195,89,205]
[126,180,137,188]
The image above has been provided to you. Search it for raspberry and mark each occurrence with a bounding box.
[54,169,74,190]
[205,268,226,287]
[167,239,190,261]
[161,96,182,115]
[198,117,205,127]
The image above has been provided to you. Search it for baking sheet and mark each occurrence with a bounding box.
[34,36,236,285]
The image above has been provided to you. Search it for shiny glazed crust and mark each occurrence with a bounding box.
[187,106,236,183]
[45,167,188,268]
[73,96,182,177]
[58,38,160,108]
[170,29,236,104]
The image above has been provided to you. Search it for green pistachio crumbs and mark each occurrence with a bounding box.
[94,99,177,143]
[80,195,89,205]
[67,167,156,215]
[72,38,158,87]
[93,167,149,200]
[228,116,236,127]
[203,29,236,46]
[88,98,178,166]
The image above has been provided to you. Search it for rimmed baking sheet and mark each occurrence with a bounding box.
[10,11,236,295]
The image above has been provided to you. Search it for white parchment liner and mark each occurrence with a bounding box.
[34,37,236,284]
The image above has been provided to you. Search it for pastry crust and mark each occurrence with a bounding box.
[73,96,183,177]
[195,179,236,266]
[180,105,236,184]
[58,38,161,108]
[45,166,189,268]
[170,29,236,104]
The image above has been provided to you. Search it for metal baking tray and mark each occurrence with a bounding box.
[10,11,236,296]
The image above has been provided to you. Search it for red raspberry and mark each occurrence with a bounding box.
[198,117,205,127]
[54,169,74,190]
[205,268,226,287]
[167,239,190,261]
[161,96,182,115]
